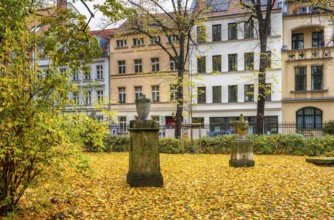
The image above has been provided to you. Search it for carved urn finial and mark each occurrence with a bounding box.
[135,94,151,120]
[235,114,249,138]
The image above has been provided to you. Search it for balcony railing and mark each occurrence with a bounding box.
[286,47,333,61]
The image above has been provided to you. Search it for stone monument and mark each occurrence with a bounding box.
[127,95,163,187]
[229,114,255,167]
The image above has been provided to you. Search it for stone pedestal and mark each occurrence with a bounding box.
[229,138,255,167]
[127,120,163,187]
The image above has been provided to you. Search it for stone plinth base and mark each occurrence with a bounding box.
[229,138,255,167]
[127,120,163,187]
[306,157,334,166]
[127,173,163,187]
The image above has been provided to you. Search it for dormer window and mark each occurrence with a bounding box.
[168,35,179,43]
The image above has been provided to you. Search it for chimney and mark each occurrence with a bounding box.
[57,0,67,10]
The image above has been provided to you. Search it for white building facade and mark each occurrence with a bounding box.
[189,2,283,134]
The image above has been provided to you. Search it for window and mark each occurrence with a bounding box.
[118,87,126,103]
[197,87,206,103]
[266,51,272,69]
[170,57,177,71]
[97,90,103,103]
[228,85,238,102]
[292,33,304,49]
[312,66,323,90]
[134,86,142,100]
[296,108,322,129]
[134,59,142,73]
[212,86,221,103]
[295,67,307,91]
[118,60,126,74]
[168,35,179,43]
[96,65,103,79]
[197,56,206,73]
[85,91,91,105]
[152,85,160,102]
[170,85,177,101]
[197,26,206,43]
[150,36,161,44]
[151,58,159,72]
[244,21,254,39]
[212,24,221,42]
[116,39,127,48]
[228,23,237,40]
[133,38,144,46]
[97,115,104,122]
[265,83,272,101]
[72,69,79,81]
[244,52,254,70]
[73,92,79,105]
[84,71,91,80]
[312,31,324,48]
[212,55,221,72]
[60,68,66,75]
[228,54,238,71]
[244,84,254,102]
[119,116,127,133]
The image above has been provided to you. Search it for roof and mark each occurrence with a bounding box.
[90,29,117,39]
[197,0,282,19]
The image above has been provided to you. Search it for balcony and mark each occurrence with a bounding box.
[286,47,333,62]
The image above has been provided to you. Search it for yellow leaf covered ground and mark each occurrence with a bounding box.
[8,154,334,219]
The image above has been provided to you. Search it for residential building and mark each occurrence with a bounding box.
[189,0,283,134]
[282,1,334,130]
[109,19,187,133]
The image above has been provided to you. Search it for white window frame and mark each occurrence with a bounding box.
[151,58,160,72]
[116,39,127,48]
[97,90,103,103]
[135,86,143,100]
[118,60,126,74]
[134,59,142,73]
[152,85,160,102]
[85,91,91,105]
[96,65,103,79]
[133,38,144,46]
[118,87,126,103]
[119,116,127,133]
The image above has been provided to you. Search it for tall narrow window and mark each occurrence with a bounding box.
[212,86,221,103]
[73,92,79,105]
[244,53,254,70]
[96,65,103,79]
[197,56,206,73]
[228,23,237,40]
[151,58,159,72]
[72,69,79,81]
[97,90,104,103]
[85,91,91,105]
[265,83,272,101]
[228,85,238,102]
[312,31,324,48]
[244,84,254,102]
[170,85,177,101]
[212,24,221,42]
[119,116,127,133]
[312,66,323,90]
[84,71,91,80]
[118,87,126,103]
[134,59,142,73]
[118,60,126,74]
[197,26,206,43]
[170,57,177,71]
[152,85,160,102]
[197,87,206,104]
[295,67,307,91]
[212,55,221,72]
[134,86,142,100]
[228,54,238,71]
[244,21,254,39]
[292,33,304,49]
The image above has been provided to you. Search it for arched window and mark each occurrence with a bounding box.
[296,107,322,129]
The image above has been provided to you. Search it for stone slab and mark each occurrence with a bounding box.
[127,173,163,187]
[306,157,334,165]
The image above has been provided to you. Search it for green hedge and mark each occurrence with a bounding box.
[103,134,334,156]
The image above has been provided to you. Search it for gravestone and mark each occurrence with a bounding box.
[229,114,255,167]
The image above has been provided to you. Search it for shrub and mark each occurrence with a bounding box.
[159,138,182,154]
[323,120,334,135]
[104,135,130,152]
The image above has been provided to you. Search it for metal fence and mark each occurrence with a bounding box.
[110,122,328,139]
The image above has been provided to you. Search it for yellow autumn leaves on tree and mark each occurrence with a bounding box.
[8,153,334,219]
